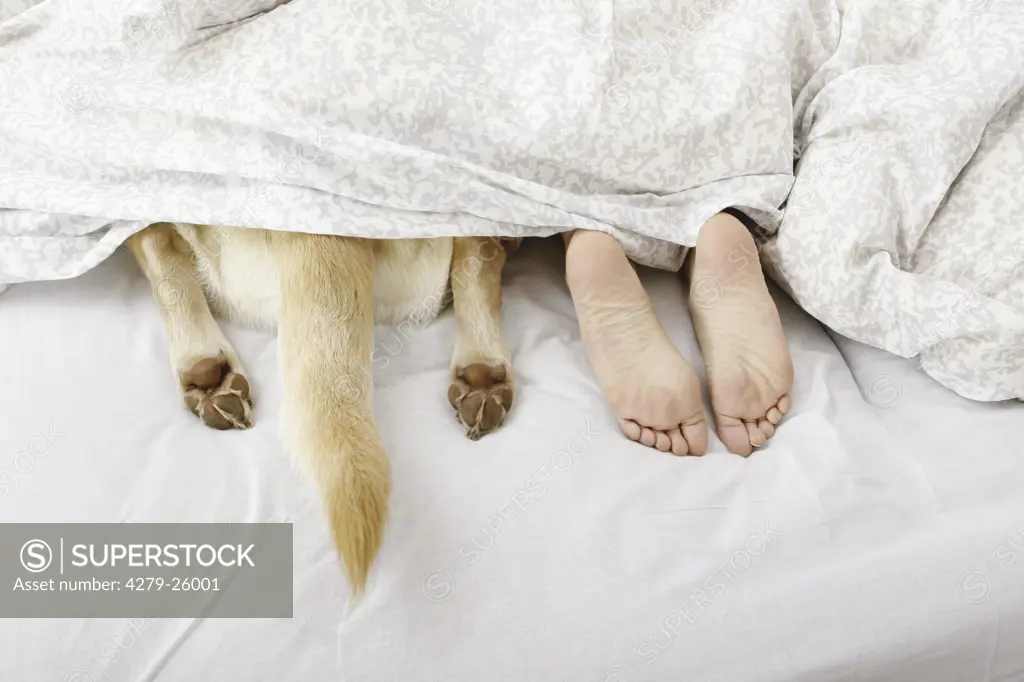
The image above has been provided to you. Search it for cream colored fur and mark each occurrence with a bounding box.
[127,223,516,593]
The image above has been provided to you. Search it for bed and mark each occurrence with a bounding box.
[2,237,1022,682]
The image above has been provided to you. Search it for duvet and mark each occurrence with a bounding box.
[0,0,1021,399]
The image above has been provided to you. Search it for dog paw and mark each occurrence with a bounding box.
[448,363,513,441]
[180,355,253,430]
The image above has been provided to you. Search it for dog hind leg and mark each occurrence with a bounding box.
[273,232,387,594]
[126,223,253,429]
[447,237,517,440]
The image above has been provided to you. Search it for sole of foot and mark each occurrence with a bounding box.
[686,213,793,456]
[565,230,709,456]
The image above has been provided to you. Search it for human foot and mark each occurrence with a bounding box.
[686,213,793,456]
[566,231,708,455]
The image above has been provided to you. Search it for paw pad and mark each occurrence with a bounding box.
[448,363,513,440]
[181,356,253,430]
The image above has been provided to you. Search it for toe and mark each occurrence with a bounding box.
[493,384,514,412]
[776,395,792,415]
[653,430,672,452]
[667,427,689,456]
[212,392,245,420]
[620,419,642,441]
[765,406,783,425]
[224,372,251,401]
[681,416,709,456]
[458,391,485,428]
[211,392,251,429]
[716,416,754,456]
[448,380,468,410]
[758,418,775,439]
[476,394,506,434]
[639,427,657,448]
[745,421,767,449]
[198,400,235,430]
[184,388,203,414]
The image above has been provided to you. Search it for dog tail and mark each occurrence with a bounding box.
[274,232,388,594]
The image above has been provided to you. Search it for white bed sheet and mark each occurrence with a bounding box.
[1,238,1022,682]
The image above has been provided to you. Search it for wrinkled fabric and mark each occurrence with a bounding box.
[0,0,1021,399]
